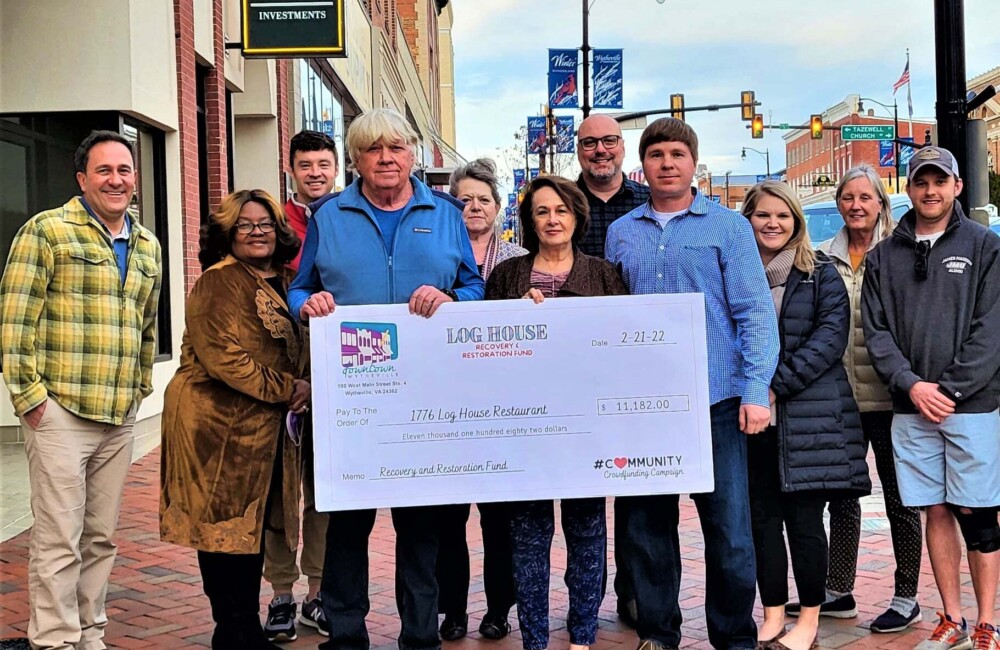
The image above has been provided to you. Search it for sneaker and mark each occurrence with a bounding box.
[264,594,297,642]
[785,594,858,619]
[914,612,971,650]
[299,598,330,636]
[636,639,678,650]
[871,602,922,633]
[972,623,1000,650]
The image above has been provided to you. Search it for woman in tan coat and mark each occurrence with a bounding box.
[160,189,310,650]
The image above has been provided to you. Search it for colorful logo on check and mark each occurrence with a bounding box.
[340,322,398,368]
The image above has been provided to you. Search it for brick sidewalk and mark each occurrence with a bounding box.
[0,451,981,649]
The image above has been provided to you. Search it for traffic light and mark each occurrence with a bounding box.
[810,114,823,140]
[751,114,764,139]
[670,94,685,122]
[741,90,755,121]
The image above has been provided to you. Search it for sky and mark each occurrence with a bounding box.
[450,0,1000,197]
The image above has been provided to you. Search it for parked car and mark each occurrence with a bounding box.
[803,195,913,247]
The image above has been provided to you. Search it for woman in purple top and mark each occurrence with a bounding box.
[485,176,627,650]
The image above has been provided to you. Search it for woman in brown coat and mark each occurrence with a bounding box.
[160,189,310,650]
[486,176,628,650]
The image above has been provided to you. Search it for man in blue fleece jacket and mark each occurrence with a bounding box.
[289,108,484,650]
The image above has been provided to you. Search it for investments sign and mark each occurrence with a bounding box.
[241,0,346,58]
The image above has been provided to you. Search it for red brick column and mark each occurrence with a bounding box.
[174,0,201,293]
[206,0,229,215]
[277,60,291,204]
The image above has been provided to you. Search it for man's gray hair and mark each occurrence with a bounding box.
[345,108,418,169]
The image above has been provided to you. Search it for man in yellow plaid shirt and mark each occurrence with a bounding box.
[0,130,161,650]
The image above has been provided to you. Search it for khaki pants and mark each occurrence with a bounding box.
[21,398,135,650]
[263,427,327,593]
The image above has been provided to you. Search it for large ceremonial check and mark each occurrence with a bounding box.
[310,294,714,511]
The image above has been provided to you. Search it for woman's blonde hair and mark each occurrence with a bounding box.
[741,181,816,274]
[835,164,895,236]
[345,108,418,170]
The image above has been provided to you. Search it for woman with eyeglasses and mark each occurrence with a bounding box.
[740,181,870,650]
[160,189,310,650]
[787,166,925,633]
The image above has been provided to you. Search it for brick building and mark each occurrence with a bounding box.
[782,94,934,203]
[0,0,457,440]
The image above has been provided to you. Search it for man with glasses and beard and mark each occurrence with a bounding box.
[575,114,649,260]
[572,113,649,627]
[862,146,1000,650]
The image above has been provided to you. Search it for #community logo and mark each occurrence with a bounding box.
[340,322,399,368]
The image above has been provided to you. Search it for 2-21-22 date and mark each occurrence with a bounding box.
[621,330,665,344]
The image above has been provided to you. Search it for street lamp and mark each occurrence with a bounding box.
[724,170,732,208]
[741,147,770,177]
[858,96,900,193]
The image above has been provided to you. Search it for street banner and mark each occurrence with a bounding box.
[527,116,547,154]
[309,295,714,510]
[556,116,575,154]
[548,49,579,109]
[513,169,526,191]
[530,168,540,179]
[879,140,894,167]
[508,192,518,211]
[879,137,915,167]
[592,49,624,109]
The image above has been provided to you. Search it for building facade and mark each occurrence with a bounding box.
[782,94,934,203]
[968,66,1000,175]
[0,0,456,440]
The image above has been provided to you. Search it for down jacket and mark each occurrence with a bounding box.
[771,257,871,496]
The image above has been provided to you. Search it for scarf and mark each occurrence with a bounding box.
[764,248,796,315]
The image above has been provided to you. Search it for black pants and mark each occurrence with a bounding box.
[319,506,443,650]
[747,429,828,608]
[436,502,515,618]
[827,411,922,598]
[599,498,633,606]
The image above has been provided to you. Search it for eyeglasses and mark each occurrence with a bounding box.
[914,240,931,281]
[235,220,277,234]
[578,135,622,151]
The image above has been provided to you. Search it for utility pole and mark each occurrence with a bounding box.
[934,0,969,212]
[581,0,591,118]
[725,171,732,208]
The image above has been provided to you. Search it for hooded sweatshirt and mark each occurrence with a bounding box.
[861,203,1000,414]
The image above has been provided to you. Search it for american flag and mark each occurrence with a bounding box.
[893,61,910,94]
[628,166,646,185]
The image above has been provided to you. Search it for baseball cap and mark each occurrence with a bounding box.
[908,146,960,181]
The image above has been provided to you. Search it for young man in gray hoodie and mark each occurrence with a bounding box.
[862,146,1000,650]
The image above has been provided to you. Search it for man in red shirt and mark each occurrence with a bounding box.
[264,129,338,641]
[285,130,339,272]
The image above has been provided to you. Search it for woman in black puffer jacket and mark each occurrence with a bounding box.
[740,181,871,650]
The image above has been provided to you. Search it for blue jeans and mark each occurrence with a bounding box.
[618,398,757,649]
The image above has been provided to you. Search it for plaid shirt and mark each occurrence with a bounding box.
[577,174,650,258]
[1,197,162,424]
[606,190,779,407]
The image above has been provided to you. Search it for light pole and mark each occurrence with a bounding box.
[741,147,770,177]
[724,170,732,208]
[581,0,664,118]
[858,96,901,193]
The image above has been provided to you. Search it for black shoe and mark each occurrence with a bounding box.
[785,594,858,619]
[478,611,511,640]
[440,613,469,641]
[617,599,638,629]
[870,602,922,633]
[299,597,331,636]
[264,595,298,642]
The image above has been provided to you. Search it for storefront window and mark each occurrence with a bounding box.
[299,60,346,191]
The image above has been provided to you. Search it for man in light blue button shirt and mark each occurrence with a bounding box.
[607,118,779,650]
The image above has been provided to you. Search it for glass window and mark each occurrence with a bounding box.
[298,60,346,190]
